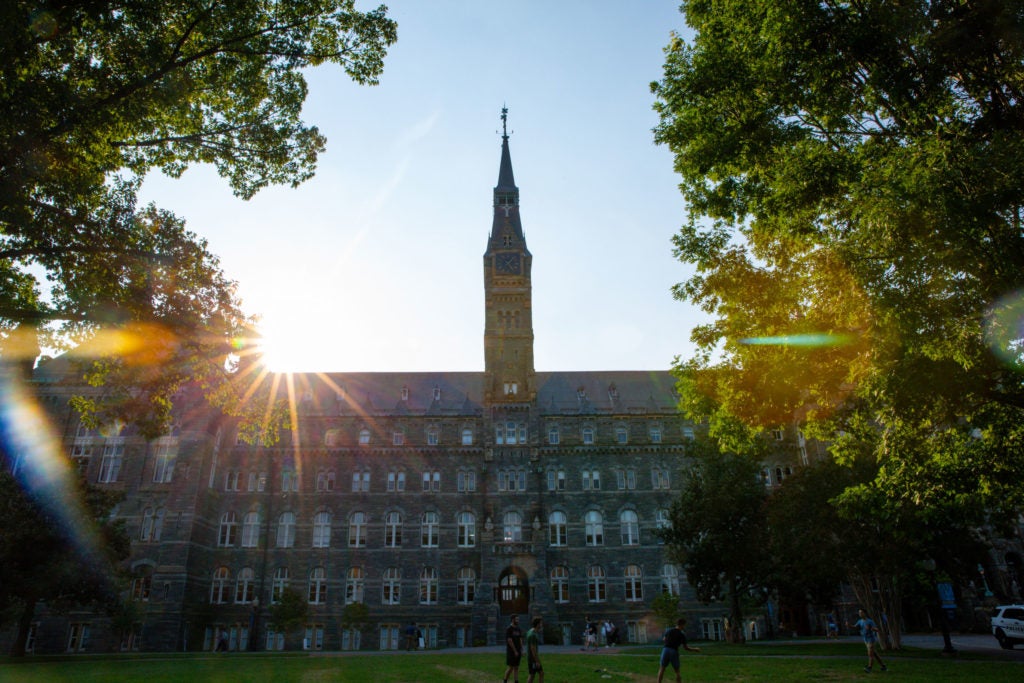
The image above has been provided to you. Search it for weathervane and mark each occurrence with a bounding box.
[500,105,510,139]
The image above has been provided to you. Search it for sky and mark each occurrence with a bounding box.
[139,1,703,373]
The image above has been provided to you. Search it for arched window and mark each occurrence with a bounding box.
[461,428,473,445]
[312,511,331,548]
[620,510,639,546]
[656,509,670,544]
[421,511,439,547]
[587,565,606,602]
[348,512,366,547]
[624,564,643,602]
[457,567,476,604]
[550,566,570,604]
[549,511,567,546]
[272,567,289,603]
[384,511,402,547]
[235,567,256,604]
[503,511,522,543]
[457,512,476,547]
[210,566,230,604]
[140,508,154,541]
[277,512,296,548]
[308,567,327,604]
[661,564,680,595]
[582,426,595,444]
[382,567,401,605]
[218,512,237,547]
[419,567,438,605]
[346,567,365,604]
[585,510,604,546]
[241,511,260,548]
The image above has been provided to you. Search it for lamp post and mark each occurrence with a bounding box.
[922,559,957,655]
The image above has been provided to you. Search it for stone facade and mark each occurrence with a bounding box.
[6,122,723,654]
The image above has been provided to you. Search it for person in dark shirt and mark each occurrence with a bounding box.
[657,618,701,683]
[503,615,523,683]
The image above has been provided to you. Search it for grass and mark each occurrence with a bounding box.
[2,642,1021,682]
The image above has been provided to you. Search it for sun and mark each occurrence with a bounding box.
[256,320,334,373]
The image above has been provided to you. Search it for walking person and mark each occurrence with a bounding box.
[526,616,544,683]
[503,615,524,683]
[657,618,701,683]
[405,622,417,651]
[850,608,888,673]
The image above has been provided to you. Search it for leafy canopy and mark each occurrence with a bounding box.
[653,0,1024,510]
[0,1,396,435]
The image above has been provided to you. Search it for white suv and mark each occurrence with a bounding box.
[991,604,1024,649]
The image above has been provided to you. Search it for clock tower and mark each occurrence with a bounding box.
[483,108,535,405]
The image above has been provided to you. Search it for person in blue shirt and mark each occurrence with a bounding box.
[850,609,888,673]
[657,618,701,683]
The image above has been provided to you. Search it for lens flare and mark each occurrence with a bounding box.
[984,289,1024,371]
[0,365,108,569]
[740,333,853,347]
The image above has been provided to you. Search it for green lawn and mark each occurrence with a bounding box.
[2,642,1021,682]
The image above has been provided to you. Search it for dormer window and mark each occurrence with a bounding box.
[576,387,587,400]
[504,381,518,396]
[433,386,441,401]
[401,386,409,401]
[608,383,618,400]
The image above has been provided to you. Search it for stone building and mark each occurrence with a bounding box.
[8,115,724,654]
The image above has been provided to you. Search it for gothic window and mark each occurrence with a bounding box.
[422,471,441,492]
[615,426,628,444]
[587,566,607,602]
[210,567,230,604]
[308,567,327,604]
[457,512,476,547]
[241,511,260,548]
[352,470,370,492]
[312,511,331,548]
[549,511,567,546]
[98,441,124,483]
[316,471,335,491]
[624,565,643,602]
[152,438,177,483]
[582,469,601,490]
[235,567,256,604]
[348,512,366,547]
[346,567,365,604]
[585,510,604,546]
[457,567,476,604]
[582,426,595,445]
[652,467,670,489]
[503,511,523,543]
[661,564,680,595]
[551,565,570,603]
[421,511,439,547]
[218,512,237,547]
[650,425,663,443]
[130,567,152,601]
[457,470,477,492]
[384,512,403,547]
[272,567,289,603]
[277,512,296,548]
[419,567,438,605]
[387,471,406,492]
[382,567,401,605]
[620,510,639,546]
[547,425,560,444]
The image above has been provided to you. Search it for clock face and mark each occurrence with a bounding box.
[495,252,521,274]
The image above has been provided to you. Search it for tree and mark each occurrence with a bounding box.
[660,444,771,643]
[0,1,397,437]
[0,465,129,656]
[267,587,308,651]
[651,0,1024,569]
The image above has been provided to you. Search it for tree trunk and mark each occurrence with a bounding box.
[728,578,746,643]
[9,597,37,657]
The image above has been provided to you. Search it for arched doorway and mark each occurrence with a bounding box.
[498,566,529,615]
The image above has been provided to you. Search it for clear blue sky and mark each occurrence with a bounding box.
[139,1,702,372]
